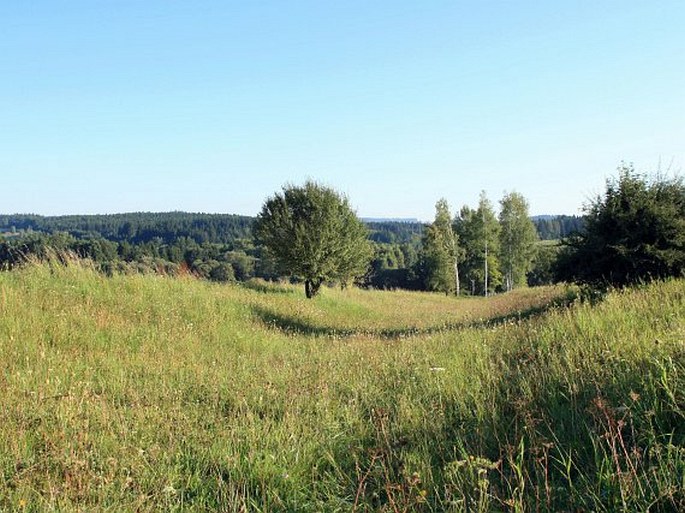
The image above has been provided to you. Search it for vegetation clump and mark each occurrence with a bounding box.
[556,165,685,287]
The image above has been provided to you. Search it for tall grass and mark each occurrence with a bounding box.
[0,261,683,511]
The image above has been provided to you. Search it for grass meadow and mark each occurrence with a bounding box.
[1,261,684,511]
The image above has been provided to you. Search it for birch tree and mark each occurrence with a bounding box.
[455,192,501,295]
[499,191,538,291]
[421,199,461,294]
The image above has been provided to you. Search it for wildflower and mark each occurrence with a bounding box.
[19,498,27,508]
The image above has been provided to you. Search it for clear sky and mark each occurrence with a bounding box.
[2,1,684,220]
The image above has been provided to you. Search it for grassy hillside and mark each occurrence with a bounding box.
[1,263,684,512]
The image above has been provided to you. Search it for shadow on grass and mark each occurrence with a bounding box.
[251,291,578,340]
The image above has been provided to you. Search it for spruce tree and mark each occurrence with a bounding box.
[556,165,685,286]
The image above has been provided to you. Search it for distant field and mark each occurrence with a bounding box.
[1,262,683,512]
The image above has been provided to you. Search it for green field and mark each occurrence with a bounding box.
[1,262,684,511]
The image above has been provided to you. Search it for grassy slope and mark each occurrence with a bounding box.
[0,263,684,512]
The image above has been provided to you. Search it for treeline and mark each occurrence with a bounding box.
[0,212,573,244]
[365,194,574,294]
[0,231,278,283]
[532,215,585,240]
[363,167,682,292]
[2,165,679,293]
[415,165,685,293]
[410,192,542,296]
[0,211,573,290]
[366,221,424,244]
[0,212,254,244]
[0,213,425,286]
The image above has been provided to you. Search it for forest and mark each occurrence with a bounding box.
[0,208,580,291]
[3,168,680,295]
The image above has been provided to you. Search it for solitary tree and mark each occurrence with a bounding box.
[499,191,538,291]
[421,199,461,294]
[253,181,372,298]
[556,165,685,286]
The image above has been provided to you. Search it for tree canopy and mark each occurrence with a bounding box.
[420,199,461,295]
[253,181,372,298]
[555,165,685,286]
[455,192,501,296]
[499,191,538,291]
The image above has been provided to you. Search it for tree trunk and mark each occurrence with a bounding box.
[454,260,460,296]
[305,278,323,298]
[484,247,488,297]
[507,243,513,292]
[484,209,488,297]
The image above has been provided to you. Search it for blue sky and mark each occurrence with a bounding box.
[2,1,684,220]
